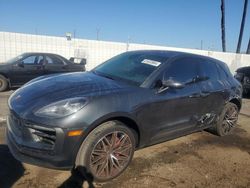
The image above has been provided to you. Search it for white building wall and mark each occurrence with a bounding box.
[0,31,249,72]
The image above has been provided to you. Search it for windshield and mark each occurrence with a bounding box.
[6,53,26,64]
[93,52,169,86]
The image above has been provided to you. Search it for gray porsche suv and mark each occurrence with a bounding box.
[6,50,242,182]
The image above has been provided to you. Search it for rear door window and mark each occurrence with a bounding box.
[199,60,219,81]
[216,63,230,80]
[46,56,64,65]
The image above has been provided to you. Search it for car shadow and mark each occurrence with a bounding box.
[58,166,95,188]
[0,144,25,188]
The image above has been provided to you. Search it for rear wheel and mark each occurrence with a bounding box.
[0,75,8,92]
[215,102,239,136]
[76,121,136,182]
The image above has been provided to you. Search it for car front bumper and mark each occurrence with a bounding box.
[6,111,83,170]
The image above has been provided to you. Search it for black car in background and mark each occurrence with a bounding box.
[235,66,250,95]
[0,53,86,91]
[7,50,242,182]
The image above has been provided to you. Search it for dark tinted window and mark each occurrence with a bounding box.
[199,60,219,80]
[216,63,229,80]
[46,56,64,65]
[164,57,199,83]
[235,72,244,82]
[36,56,44,64]
[22,56,37,65]
[94,52,169,86]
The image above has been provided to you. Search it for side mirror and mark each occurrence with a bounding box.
[193,75,209,83]
[157,79,184,94]
[17,61,24,67]
[69,57,74,62]
[162,79,185,89]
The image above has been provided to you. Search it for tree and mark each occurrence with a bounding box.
[236,0,248,53]
[221,0,226,52]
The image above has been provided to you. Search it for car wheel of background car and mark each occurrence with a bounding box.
[215,102,239,136]
[0,75,8,92]
[75,120,136,182]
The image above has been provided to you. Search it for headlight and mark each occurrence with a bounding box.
[34,97,88,118]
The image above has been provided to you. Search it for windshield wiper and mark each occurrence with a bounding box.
[92,70,115,80]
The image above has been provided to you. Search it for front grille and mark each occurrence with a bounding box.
[8,111,56,151]
[26,124,56,150]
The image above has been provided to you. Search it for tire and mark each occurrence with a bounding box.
[214,102,239,136]
[75,121,136,182]
[0,75,8,92]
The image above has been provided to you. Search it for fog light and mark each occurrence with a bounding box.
[29,128,42,142]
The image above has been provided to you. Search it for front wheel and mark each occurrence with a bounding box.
[0,75,8,92]
[215,102,239,136]
[76,121,136,182]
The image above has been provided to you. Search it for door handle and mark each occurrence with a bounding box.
[200,91,211,97]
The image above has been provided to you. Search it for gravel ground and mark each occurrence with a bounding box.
[0,91,250,188]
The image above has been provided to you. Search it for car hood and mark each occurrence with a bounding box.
[9,72,130,115]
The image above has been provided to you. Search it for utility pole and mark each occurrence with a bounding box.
[126,36,131,51]
[96,28,100,40]
[247,37,250,54]
[236,0,248,53]
[221,0,226,52]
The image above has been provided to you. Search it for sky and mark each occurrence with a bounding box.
[0,0,249,53]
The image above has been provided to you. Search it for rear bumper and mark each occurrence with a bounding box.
[6,114,82,170]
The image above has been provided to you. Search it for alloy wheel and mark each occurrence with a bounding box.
[221,105,238,134]
[89,131,133,179]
